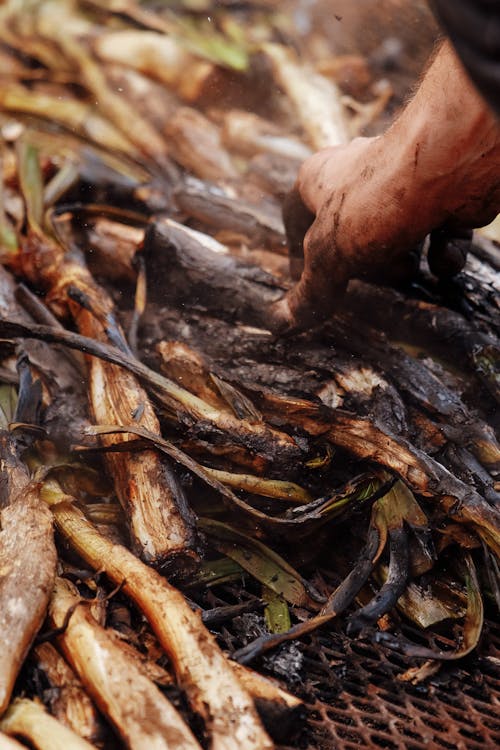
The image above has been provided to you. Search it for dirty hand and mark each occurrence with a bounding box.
[273,136,425,331]
[271,41,500,333]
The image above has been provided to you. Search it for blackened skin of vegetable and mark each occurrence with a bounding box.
[347,526,410,635]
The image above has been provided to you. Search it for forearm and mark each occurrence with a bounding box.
[385,40,500,230]
[274,14,500,330]
[431,0,500,113]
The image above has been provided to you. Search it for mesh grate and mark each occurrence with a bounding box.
[283,620,500,750]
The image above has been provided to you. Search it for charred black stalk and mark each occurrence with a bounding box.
[3,314,500,551]
[440,444,500,504]
[373,554,484,661]
[323,315,500,469]
[346,281,500,405]
[202,600,265,627]
[134,237,500,473]
[14,142,196,568]
[233,613,334,666]
[143,219,285,327]
[234,481,421,662]
[252,390,500,556]
[231,527,384,664]
[0,317,302,469]
[66,285,132,355]
[88,218,500,472]
[153,308,499,506]
[0,267,89,444]
[86,424,383,533]
[173,179,286,249]
[347,525,410,635]
[321,521,384,617]
[14,353,43,429]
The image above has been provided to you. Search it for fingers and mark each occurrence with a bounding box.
[269,267,346,333]
[270,215,349,333]
[281,149,340,283]
[427,225,472,279]
[272,140,370,334]
[282,186,315,281]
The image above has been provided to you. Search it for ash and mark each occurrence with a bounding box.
[264,643,304,684]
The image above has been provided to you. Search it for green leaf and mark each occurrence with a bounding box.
[199,517,318,607]
[173,16,249,71]
[17,141,44,230]
[0,384,18,430]
[187,557,245,588]
[263,586,291,634]
[0,224,18,255]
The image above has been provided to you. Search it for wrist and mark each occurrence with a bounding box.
[388,41,499,223]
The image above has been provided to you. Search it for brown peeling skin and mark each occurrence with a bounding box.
[252,391,500,557]
[272,41,500,331]
[0,435,57,716]
[83,342,198,568]
[0,698,98,749]
[33,643,103,744]
[49,578,203,750]
[17,228,197,569]
[157,341,228,411]
[47,501,273,750]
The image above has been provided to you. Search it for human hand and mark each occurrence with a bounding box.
[270,41,500,334]
[271,138,425,332]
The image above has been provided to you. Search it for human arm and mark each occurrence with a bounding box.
[272,35,500,331]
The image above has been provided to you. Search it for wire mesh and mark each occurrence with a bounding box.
[280,619,500,750]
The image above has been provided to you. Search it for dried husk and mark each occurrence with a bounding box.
[0,84,135,155]
[165,107,238,181]
[42,490,273,750]
[32,643,103,744]
[49,577,202,750]
[262,43,350,149]
[0,699,97,750]
[13,143,196,568]
[0,435,57,715]
[221,110,312,161]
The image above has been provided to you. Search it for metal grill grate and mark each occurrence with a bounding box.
[284,620,500,750]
